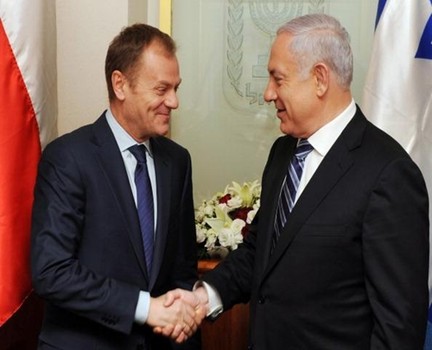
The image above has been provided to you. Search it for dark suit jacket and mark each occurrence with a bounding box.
[31,112,199,350]
[204,107,429,350]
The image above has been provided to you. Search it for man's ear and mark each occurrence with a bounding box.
[111,70,127,101]
[313,63,329,97]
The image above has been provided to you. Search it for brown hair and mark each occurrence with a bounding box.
[105,23,176,101]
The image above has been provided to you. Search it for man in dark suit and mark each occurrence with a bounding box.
[188,13,430,349]
[31,24,204,350]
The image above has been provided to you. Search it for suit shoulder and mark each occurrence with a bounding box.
[151,136,190,156]
[363,121,411,160]
[269,135,296,154]
[46,123,91,147]
[43,112,110,156]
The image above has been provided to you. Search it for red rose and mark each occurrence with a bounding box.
[219,194,231,204]
[241,225,249,238]
[233,207,250,222]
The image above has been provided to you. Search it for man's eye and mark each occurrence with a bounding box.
[156,87,167,94]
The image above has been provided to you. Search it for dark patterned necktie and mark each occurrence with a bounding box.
[129,145,154,274]
[273,139,314,250]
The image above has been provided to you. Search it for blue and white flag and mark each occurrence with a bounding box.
[361,1,432,348]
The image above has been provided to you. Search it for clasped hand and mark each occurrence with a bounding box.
[147,287,209,343]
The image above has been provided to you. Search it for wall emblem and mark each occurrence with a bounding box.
[224,0,326,112]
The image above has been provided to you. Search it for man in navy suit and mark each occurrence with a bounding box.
[31,24,204,349]
[188,13,429,349]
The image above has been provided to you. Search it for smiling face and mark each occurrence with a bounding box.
[111,41,181,142]
[264,33,321,139]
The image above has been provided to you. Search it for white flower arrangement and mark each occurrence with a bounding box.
[195,180,261,259]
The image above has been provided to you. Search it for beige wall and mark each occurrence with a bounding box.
[56,0,157,135]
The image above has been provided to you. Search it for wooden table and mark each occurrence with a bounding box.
[198,260,249,350]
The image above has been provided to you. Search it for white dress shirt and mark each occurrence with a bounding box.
[106,108,157,324]
[296,99,356,200]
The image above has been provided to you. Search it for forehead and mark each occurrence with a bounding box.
[138,42,180,79]
[272,32,293,52]
[268,33,295,73]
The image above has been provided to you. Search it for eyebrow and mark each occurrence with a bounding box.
[268,68,284,78]
[157,78,182,87]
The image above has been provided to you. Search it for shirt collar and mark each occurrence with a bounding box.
[105,108,153,157]
[307,99,356,157]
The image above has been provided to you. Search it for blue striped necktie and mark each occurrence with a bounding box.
[273,139,313,250]
[129,144,154,275]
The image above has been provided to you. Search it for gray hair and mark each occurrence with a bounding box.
[277,14,353,89]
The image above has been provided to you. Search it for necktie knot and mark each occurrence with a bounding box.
[129,144,147,164]
[294,139,313,160]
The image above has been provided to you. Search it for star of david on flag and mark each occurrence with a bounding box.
[416,0,432,59]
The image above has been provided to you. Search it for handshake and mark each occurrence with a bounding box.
[147,286,210,343]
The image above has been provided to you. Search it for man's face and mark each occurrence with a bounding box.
[264,33,319,138]
[119,41,181,142]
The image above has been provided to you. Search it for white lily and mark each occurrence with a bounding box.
[246,199,260,224]
[218,220,245,250]
[205,205,232,232]
[228,180,260,207]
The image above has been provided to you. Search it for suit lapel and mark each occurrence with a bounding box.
[263,111,366,277]
[259,137,297,270]
[90,114,149,280]
[149,138,172,289]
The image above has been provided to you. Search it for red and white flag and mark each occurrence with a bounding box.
[0,0,57,326]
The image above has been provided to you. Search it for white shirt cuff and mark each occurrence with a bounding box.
[134,290,150,324]
[194,280,223,318]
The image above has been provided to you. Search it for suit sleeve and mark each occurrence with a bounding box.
[363,157,429,349]
[171,150,199,290]
[202,137,283,309]
[202,219,257,309]
[31,140,140,334]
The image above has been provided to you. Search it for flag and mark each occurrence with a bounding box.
[0,0,57,326]
[361,0,432,348]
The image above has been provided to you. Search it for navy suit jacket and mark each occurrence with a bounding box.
[31,112,199,350]
[204,107,429,350]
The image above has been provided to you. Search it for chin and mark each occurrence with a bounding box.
[157,126,170,137]
[279,124,291,135]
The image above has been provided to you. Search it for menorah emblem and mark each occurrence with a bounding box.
[224,0,326,109]
[249,0,304,37]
